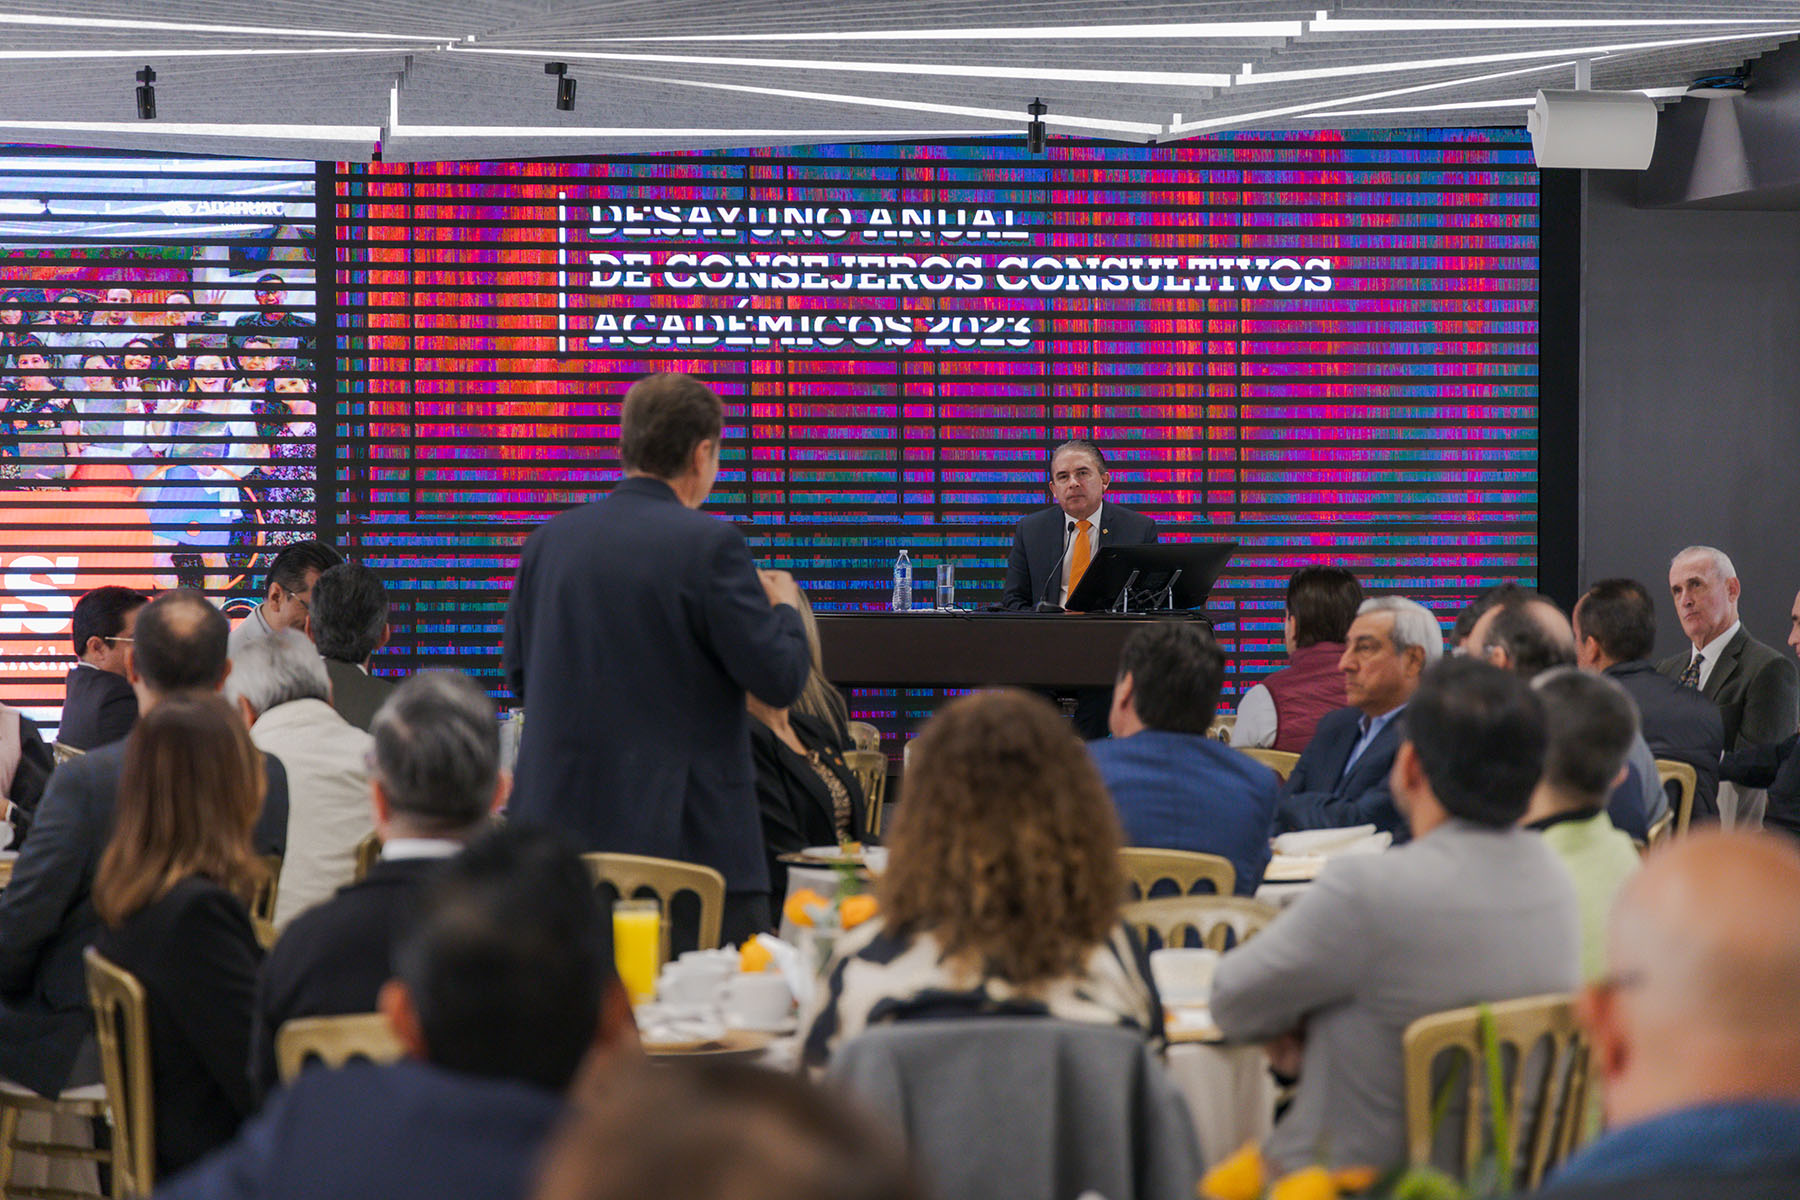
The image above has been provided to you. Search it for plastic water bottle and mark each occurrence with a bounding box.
[891,550,912,612]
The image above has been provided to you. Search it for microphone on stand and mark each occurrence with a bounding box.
[1035,519,1079,612]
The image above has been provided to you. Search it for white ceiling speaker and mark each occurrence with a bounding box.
[1527,89,1659,170]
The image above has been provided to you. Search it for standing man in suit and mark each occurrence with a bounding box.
[1658,546,1798,751]
[1575,578,1724,822]
[58,585,145,751]
[1089,621,1281,894]
[1000,438,1159,738]
[1214,658,1579,1173]
[307,561,397,732]
[504,373,810,945]
[1277,595,1443,841]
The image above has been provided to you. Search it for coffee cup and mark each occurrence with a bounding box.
[722,972,792,1030]
[1150,947,1221,1006]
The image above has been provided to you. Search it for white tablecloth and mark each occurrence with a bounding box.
[1165,1041,1275,1166]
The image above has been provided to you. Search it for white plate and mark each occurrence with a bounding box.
[1272,825,1376,856]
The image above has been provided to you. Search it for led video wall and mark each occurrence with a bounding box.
[333,131,1541,723]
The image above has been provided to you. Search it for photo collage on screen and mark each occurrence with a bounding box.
[0,152,317,722]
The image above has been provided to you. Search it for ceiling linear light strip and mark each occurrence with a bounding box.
[0,119,381,139]
[1311,17,1800,33]
[448,44,1233,89]
[0,12,456,40]
[1298,86,1689,119]
[0,47,429,60]
[1167,58,1586,135]
[389,126,1008,138]
[1234,27,1800,86]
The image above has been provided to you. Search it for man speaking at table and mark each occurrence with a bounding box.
[1001,438,1158,737]
[503,373,810,945]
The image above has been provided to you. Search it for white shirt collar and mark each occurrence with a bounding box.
[380,838,463,862]
[1693,619,1741,667]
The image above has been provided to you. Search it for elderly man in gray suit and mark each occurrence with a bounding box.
[1212,657,1581,1173]
[1659,546,1798,752]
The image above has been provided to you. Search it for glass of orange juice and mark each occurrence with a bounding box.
[612,899,661,1006]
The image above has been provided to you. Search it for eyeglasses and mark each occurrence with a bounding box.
[105,635,134,644]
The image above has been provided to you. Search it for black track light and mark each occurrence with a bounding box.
[545,62,576,111]
[1027,98,1047,154]
[135,66,156,121]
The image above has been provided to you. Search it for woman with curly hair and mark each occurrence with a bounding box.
[798,689,1160,1069]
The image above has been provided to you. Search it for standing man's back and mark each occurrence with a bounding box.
[504,373,809,943]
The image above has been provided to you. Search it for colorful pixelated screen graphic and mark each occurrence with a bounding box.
[335,131,1539,729]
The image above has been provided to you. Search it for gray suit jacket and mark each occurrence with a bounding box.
[323,658,398,733]
[1210,821,1581,1173]
[1656,626,1799,751]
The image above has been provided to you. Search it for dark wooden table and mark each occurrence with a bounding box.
[815,611,1213,690]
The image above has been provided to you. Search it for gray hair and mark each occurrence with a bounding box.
[369,671,499,830]
[1048,438,1107,477]
[1357,596,1446,664]
[1671,545,1738,583]
[223,627,330,716]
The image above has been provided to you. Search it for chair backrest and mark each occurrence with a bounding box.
[249,853,283,947]
[843,749,888,838]
[1654,759,1698,838]
[848,721,881,753]
[582,852,726,962]
[1402,993,1590,1193]
[1643,812,1674,853]
[1238,747,1300,781]
[274,1013,405,1084]
[826,1017,1200,1200]
[1206,715,1237,743]
[352,830,382,883]
[83,947,155,1198]
[1121,895,1278,952]
[51,740,84,766]
[1118,847,1236,900]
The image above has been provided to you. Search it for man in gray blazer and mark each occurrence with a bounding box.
[1658,546,1799,751]
[1212,657,1581,1174]
[307,561,398,732]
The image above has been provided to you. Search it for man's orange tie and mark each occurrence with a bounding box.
[1068,518,1093,594]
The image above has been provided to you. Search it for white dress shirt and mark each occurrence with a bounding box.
[1686,619,1741,691]
[1058,501,1105,607]
[1229,684,1279,748]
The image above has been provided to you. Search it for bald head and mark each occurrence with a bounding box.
[1473,593,1577,679]
[1585,831,1800,1126]
[130,589,229,696]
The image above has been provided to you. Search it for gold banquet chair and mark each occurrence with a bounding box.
[582,852,726,964]
[352,831,382,883]
[1118,847,1236,901]
[249,854,283,949]
[50,742,85,767]
[1653,759,1698,843]
[1121,895,1278,953]
[1402,993,1591,1193]
[83,947,153,1199]
[847,721,881,754]
[275,1014,405,1085]
[1237,747,1300,782]
[843,749,888,839]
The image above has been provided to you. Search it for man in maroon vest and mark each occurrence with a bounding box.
[1232,567,1363,753]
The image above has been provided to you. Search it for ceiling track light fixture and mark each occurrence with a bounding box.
[1026,97,1047,153]
[134,65,155,120]
[544,61,576,111]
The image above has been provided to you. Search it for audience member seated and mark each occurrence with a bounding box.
[1523,669,1642,982]
[1089,621,1281,894]
[1575,578,1724,822]
[307,561,396,733]
[788,589,852,752]
[1277,595,1443,841]
[1533,832,1800,1199]
[1213,657,1580,1173]
[252,671,504,1095]
[749,689,866,897]
[92,693,264,1176]
[0,697,54,846]
[535,1060,922,1200]
[799,690,1160,1070]
[1659,546,1799,751]
[58,584,145,750]
[0,590,285,1098]
[228,540,343,658]
[1469,588,1661,840]
[226,629,372,930]
[157,826,635,1200]
[1720,582,1800,844]
[1448,582,1526,656]
[1232,566,1363,751]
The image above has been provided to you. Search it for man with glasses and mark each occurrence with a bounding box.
[59,585,146,751]
[229,540,343,659]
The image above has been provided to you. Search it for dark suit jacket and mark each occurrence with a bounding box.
[0,741,288,1096]
[1088,730,1281,895]
[1534,1167,1800,1200]
[1606,659,1724,821]
[1276,705,1409,842]
[93,876,261,1178]
[1656,626,1799,751]
[1000,503,1159,611]
[322,658,397,733]
[57,664,137,751]
[750,712,867,896]
[251,856,444,1096]
[503,475,810,893]
[1723,733,1800,843]
[154,1060,563,1200]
